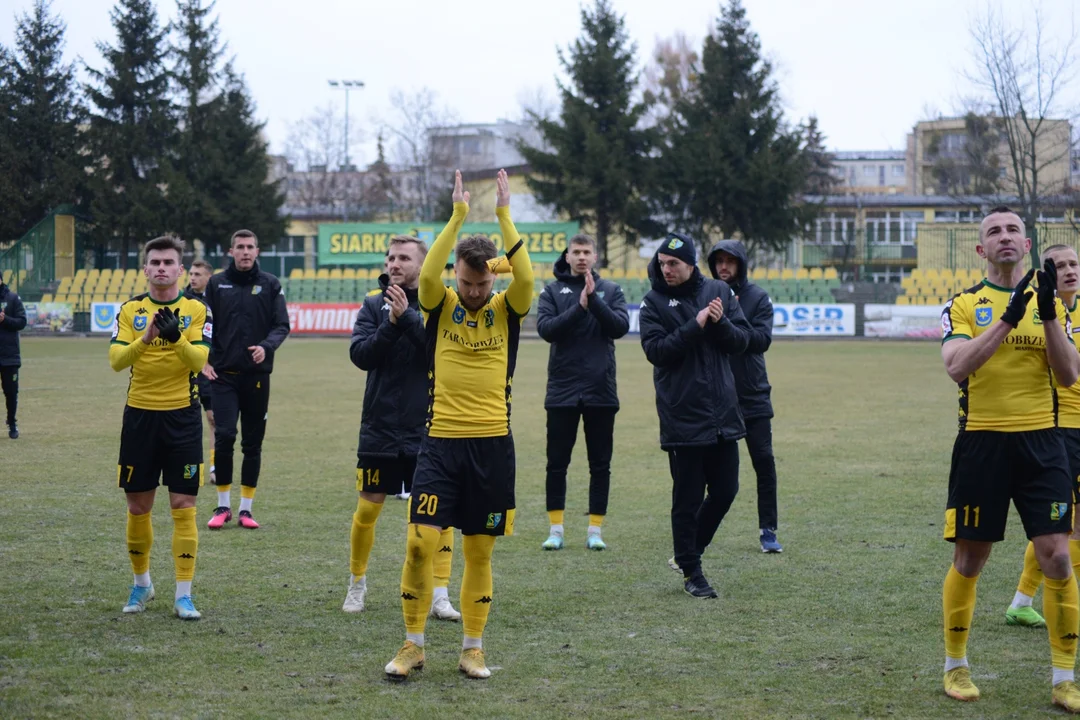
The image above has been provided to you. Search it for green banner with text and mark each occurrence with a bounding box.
[318,222,579,265]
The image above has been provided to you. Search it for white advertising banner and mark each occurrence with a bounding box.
[91,302,124,333]
[863,304,944,339]
[627,303,855,336]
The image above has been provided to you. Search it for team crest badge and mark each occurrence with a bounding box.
[251,285,262,295]
[484,308,495,328]
[975,307,993,327]
[183,464,199,480]
[452,305,466,324]
[486,513,502,529]
[666,237,684,250]
[94,305,113,328]
[597,290,605,298]
[180,315,192,329]
[1033,310,1043,325]
[1051,502,1069,521]
[133,315,147,331]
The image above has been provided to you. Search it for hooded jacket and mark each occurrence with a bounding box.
[536,250,630,409]
[639,253,750,449]
[0,282,27,367]
[204,260,290,374]
[707,240,774,420]
[349,274,428,458]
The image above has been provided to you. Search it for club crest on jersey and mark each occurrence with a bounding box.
[975,307,993,326]
[597,290,605,298]
[486,513,502,529]
[251,285,262,295]
[180,315,192,329]
[1033,310,1043,325]
[1051,502,1069,521]
[133,315,147,331]
[484,308,495,327]
[452,305,466,324]
[183,464,199,480]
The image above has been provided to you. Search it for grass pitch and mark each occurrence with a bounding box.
[0,337,1067,718]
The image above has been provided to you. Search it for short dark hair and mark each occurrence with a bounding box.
[1041,244,1076,263]
[145,235,185,260]
[569,234,596,250]
[388,234,428,258]
[231,229,257,246]
[190,259,213,273]
[455,235,497,272]
[980,205,1024,241]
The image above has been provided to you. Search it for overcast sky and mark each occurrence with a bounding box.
[2,0,1078,167]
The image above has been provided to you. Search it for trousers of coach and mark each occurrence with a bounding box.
[204,259,291,490]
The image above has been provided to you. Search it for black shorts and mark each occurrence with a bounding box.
[410,435,516,536]
[117,405,204,495]
[356,454,416,494]
[945,429,1073,542]
[197,376,212,411]
[1063,428,1080,499]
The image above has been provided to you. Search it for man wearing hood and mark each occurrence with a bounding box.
[0,276,27,439]
[203,230,291,530]
[342,235,461,623]
[184,260,215,481]
[639,232,750,598]
[708,240,783,553]
[536,234,630,551]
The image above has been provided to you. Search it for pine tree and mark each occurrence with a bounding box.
[0,0,86,241]
[657,0,810,257]
[85,0,175,268]
[518,0,661,266]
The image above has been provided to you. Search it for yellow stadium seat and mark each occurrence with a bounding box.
[939,269,954,283]
[781,269,795,280]
[99,269,113,282]
[924,268,940,282]
[74,268,88,280]
[125,269,138,281]
[896,295,909,305]
[316,268,330,279]
[900,277,916,291]
[342,268,356,279]
[808,268,824,281]
[303,268,316,279]
[767,269,781,280]
[751,267,767,280]
[329,268,343,279]
[823,268,839,281]
[795,268,810,280]
[57,278,72,292]
[86,269,100,282]
[910,269,924,282]
[599,268,613,279]
[612,268,626,279]
[289,268,304,279]
[41,293,54,303]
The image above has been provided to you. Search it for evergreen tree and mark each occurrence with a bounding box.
[657,0,810,258]
[85,0,175,268]
[0,0,86,241]
[518,0,661,266]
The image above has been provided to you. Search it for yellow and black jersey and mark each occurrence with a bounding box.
[422,286,525,438]
[109,293,210,411]
[942,280,1071,432]
[1057,298,1080,429]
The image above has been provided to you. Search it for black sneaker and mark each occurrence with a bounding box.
[7,423,17,439]
[683,571,718,599]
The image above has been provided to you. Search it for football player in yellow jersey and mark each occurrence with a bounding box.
[1006,245,1080,627]
[385,169,533,682]
[939,207,1080,711]
[109,236,210,621]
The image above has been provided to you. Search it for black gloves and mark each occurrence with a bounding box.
[1001,268,1035,328]
[1037,258,1059,321]
[154,307,182,343]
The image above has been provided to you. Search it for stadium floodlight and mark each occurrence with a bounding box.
[327,79,365,172]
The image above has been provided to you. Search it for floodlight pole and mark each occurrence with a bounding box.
[328,79,365,221]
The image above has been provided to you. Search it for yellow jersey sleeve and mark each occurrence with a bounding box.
[942,293,973,342]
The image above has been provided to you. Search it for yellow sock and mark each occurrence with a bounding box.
[171,507,198,582]
[126,511,153,576]
[401,524,440,635]
[548,509,564,526]
[434,527,454,589]
[350,497,383,578]
[460,534,496,640]
[210,448,215,466]
[1045,573,1080,670]
[1018,540,1044,597]
[943,564,978,659]
[589,514,604,528]
[241,486,256,500]
[1070,539,1080,570]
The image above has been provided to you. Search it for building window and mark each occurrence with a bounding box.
[863,166,876,177]
[461,138,481,155]
[892,165,905,177]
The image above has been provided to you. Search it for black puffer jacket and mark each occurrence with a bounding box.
[707,240,774,420]
[349,274,428,458]
[0,282,27,367]
[536,250,629,409]
[639,254,750,449]
[204,260,290,374]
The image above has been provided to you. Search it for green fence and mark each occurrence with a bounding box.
[0,213,58,296]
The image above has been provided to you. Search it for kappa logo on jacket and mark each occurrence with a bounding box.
[560,287,573,294]
[668,299,680,307]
